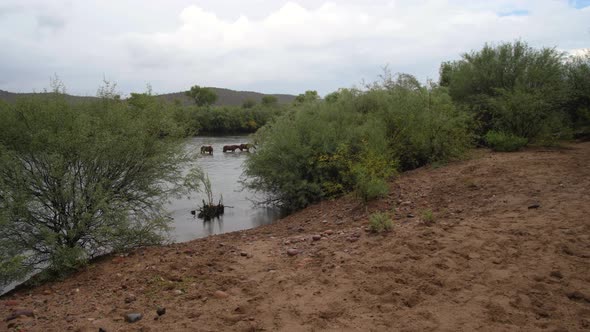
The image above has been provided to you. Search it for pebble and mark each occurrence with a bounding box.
[287,249,299,256]
[407,213,415,218]
[528,203,541,209]
[324,230,334,235]
[156,307,166,316]
[214,290,229,299]
[125,313,143,323]
[240,252,248,257]
[173,290,184,295]
[322,220,328,224]
[312,235,322,241]
[125,294,136,303]
[99,328,107,332]
[5,309,34,322]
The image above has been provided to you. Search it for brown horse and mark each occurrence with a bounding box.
[200,145,213,154]
[223,145,240,152]
[238,143,256,152]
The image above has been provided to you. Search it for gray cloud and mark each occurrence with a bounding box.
[0,0,589,96]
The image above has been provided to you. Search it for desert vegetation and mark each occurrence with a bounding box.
[1,40,589,288]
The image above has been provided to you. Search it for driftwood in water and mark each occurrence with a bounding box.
[197,199,224,221]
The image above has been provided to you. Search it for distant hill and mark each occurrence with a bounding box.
[0,87,296,106]
[159,87,296,106]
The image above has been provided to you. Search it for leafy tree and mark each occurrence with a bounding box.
[242,99,256,109]
[185,85,218,106]
[563,53,590,136]
[440,40,566,143]
[261,95,278,106]
[0,88,200,287]
[293,90,320,105]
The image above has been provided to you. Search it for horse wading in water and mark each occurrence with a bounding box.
[239,143,256,152]
[201,145,213,154]
[223,145,240,152]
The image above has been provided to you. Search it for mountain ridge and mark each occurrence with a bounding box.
[0,87,296,106]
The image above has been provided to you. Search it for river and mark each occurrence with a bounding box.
[167,135,282,242]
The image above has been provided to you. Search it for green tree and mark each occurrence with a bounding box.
[293,90,320,105]
[185,85,218,106]
[242,98,256,109]
[261,95,278,106]
[440,40,566,143]
[564,53,590,136]
[0,88,200,287]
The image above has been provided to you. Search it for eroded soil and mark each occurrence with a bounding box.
[2,142,589,331]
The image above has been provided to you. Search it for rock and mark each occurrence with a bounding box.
[297,227,305,232]
[99,328,107,332]
[283,240,291,245]
[566,290,590,303]
[324,230,334,235]
[214,290,229,299]
[42,289,52,295]
[287,248,299,256]
[240,252,248,257]
[5,309,34,321]
[322,219,328,224]
[407,213,415,218]
[65,315,75,323]
[550,271,563,279]
[173,289,184,295]
[124,294,136,303]
[348,237,359,243]
[312,235,322,241]
[528,203,541,209]
[156,307,166,316]
[125,313,143,323]
[401,201,412,206]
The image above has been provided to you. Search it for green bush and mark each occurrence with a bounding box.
[243,73,472,212]
[484,131,528,152]
[0,87,200,287]
[369,212,393,233]
[441,41,568,143]
[421,209,435,224]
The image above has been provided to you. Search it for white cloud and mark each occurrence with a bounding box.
[0,1,589,96]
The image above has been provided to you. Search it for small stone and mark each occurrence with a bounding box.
[42,289,52,295]
[65,315,75,323]
[297,227,305,232]
[125,313,142,323]
[173,289,183,295]
[214,290,229,299]
[240,252,248,257]
[124,294,136,303]
[312,235,322,241]
[407,213,415,218]
[283,240,291,245]
[156,307,166,316]
[99,328,107,332]
[550,271,563,279]
[5,309,34,321]
[287,249,299,256]
[348,237,358,243]
[528,203,541,209]
[401,201,412,206]
[324,230,334,235]
[322,220,328,224]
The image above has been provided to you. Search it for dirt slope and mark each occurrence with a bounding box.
[2,143,589,332]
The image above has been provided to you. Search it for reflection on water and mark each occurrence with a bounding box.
[166,136,281,242]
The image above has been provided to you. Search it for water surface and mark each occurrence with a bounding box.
[167,136,281,242]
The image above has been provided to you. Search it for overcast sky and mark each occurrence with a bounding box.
[0,0,589,97]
